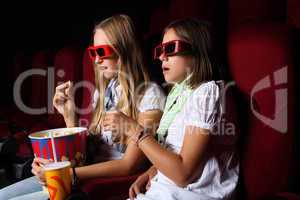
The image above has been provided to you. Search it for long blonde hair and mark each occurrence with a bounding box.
[89,14,149,143]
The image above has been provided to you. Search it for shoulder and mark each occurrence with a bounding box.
[93,89,99,99]
[92,89,100,109]
[138,82,166,112]
[183,80,224,130]
[185,80,225,115]
[192,80,223,97]
[144,82,166,98]
[187,80,224,105]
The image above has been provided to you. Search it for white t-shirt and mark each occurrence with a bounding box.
[92,82,166,161]
[135,80,239,200]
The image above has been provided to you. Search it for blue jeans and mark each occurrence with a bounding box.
[0,176,49,200]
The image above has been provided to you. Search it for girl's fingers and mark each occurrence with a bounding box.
[35,157,52,165]
[104,112,119,120]
[102,120,110,127]
[53,93,68,104]
[65,81,74,98]
[55,82,69,92]
[32,163,43,176]
[54,96,67,105]
[31,168,37,176]
[55,99,65,106]
[56,92,69,101]
[103,123,118,131]
[103,114,112,122]
[38,180,46,186]
[32,163,40,172]
[103,125,114,131]
[103,117,116,126]
[129,186,136,200]
[133,185,140,197]
[31,157,50,185]
[146,180,151,190]
[31,166,45,183]
[56,92,68,98]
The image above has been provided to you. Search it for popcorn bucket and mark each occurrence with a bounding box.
[29,127,87,166]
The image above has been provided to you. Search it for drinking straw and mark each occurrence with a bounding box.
[50,132,58,162]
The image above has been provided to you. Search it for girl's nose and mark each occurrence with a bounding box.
[159,52,167,62]
[95,56,103,64]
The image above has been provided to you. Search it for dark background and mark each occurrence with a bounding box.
[0,1,162,105]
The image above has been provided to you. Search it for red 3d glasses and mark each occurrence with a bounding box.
[153,40,192,60]
[88,45,115,61]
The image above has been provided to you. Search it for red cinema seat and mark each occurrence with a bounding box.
[228,0,286,30]
[228,22,297,200]
[2,51,55,181]
[80,174,140,200]
[0,52,32,128]
[30,50,54,114]
[78,49,95,128]
[287,0,300,28]
[9,50,54,130]
[169,0,217,22]
[47,46,84,128]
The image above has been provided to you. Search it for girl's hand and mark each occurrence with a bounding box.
[102,111,143,138]
[53,81,77,127]
[129,166,157,199]
[31,157,53,185]
[129,173,150,200]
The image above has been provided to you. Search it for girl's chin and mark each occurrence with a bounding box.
[164,75,179,84]
[103,73,117,80]
[164,78,176,85]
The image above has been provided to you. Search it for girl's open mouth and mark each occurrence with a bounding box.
[162,66,170,72]
[100,66,108,70]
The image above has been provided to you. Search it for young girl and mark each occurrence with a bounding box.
[0,14,165,200]
[106,18,239,200]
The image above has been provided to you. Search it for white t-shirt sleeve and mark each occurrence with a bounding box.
[92,89,99,109]
[138,83,166,112]
[184,81,222,131]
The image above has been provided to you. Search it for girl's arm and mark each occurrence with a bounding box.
[75,110,163,180]
[145,165,157,178]
[134,126,211,187]
[74,146,144,179]
[65,114,78,127]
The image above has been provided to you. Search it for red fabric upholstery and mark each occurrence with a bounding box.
[228,23,295,200]
[169,0,216,22]
[47,46,84,128]
[78,50,95,127]
[228,0,286,29]
[287,0,300,28]
[271,192,300,200]
[80,174,140,200]
[9,50,54,129]
[10,50,55,159]
[30,50,54,111]
[11,52,32,85]
[0,122,10,138]
[0,50,52,133]
[13,52,33,110]
[14,131,32,158]
[147,2,170,36]
[147,0,217,37]
[2,52,32,125]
